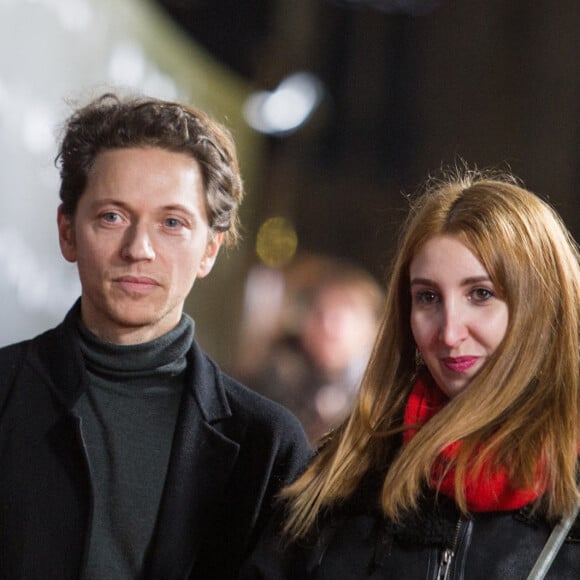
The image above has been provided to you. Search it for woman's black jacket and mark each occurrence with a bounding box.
[239,471,580,579]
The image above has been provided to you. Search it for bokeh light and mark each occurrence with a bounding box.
[256,217,298,268]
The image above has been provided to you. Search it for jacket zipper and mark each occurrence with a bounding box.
[436,516,465,580]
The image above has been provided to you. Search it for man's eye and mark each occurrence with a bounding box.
[165,218,183,228]
[102,212,120,223]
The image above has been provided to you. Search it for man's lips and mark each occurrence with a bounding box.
[441,356,479,372]
[114,275,160,292]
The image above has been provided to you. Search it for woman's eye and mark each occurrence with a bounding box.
[471,287,494,302]
[415,290,439,305]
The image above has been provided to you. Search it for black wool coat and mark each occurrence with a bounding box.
[0,305,312,580]
[240,471,580,579]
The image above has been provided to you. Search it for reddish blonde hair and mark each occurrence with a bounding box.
[282,168,580,539]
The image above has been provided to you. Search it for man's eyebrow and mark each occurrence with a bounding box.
[89,198,127,209]
[161,204,196,216]
[90,199,197,217]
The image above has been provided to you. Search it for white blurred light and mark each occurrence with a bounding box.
[0,78,6,108]
[53,0,93,31]
[142,70,179,101]
[9,0,93,30]
[243,265,286,331]
[22,105,56,154]
[0,228,79,314]
[243,71,324,135]
[108,41,147,87]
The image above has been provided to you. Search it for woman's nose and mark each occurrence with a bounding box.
[438,304,468,347]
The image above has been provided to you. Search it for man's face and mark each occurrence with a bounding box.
[58,147,222,344]
[302,287,378,374]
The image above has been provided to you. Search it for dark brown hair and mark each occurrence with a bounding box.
[56,93,245,246]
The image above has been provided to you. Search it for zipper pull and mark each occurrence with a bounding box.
[437,547,454,580]
[437,514,467,580]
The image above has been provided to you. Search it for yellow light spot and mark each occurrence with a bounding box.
[256,217,298,268]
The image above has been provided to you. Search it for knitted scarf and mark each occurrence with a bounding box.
[402,375,542,511]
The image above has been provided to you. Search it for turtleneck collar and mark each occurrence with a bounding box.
[77,314,195,381]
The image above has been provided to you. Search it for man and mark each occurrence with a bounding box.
[0,93,311,580]
[242,255,383,444]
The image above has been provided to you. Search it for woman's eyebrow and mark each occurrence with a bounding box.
[410,275,491,287]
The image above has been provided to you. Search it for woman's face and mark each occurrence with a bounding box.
[409,235,509,398]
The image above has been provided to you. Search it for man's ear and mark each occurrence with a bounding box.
[57,205,77,263]
[196,231,224,279]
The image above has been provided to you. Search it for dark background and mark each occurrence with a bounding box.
[155,0,580,281]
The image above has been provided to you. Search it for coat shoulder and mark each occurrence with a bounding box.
[0,339,30,367]
[0,339,31,414]
[220,368,310,444]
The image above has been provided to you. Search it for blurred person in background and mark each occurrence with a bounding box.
[240,168,580,579]
[0,92,310,580]
[237,254,383,444]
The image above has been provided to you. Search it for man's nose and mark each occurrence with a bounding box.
[121,223,156,261]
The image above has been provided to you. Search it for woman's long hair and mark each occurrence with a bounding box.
[282,168,580,540]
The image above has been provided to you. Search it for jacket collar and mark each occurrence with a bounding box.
[30,299,86,409]
[32,299,233,424]
[186,334,232,423]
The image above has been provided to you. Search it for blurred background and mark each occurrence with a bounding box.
[2,0,579,440]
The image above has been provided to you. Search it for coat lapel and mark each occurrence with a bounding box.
[31,300,86,410]
[144,341,240,580]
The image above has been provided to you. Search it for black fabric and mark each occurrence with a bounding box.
[0,301,312,580]
[239,469,580,579]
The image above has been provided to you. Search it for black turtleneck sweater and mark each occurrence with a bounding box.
[74,315,195,580]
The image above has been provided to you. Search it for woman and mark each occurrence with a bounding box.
[240,169,580,579]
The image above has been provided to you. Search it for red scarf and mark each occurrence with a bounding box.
[402,376,542,511]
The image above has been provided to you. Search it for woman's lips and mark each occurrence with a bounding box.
[441,356,479,372]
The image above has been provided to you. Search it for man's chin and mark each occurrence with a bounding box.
[104,308,165,331]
